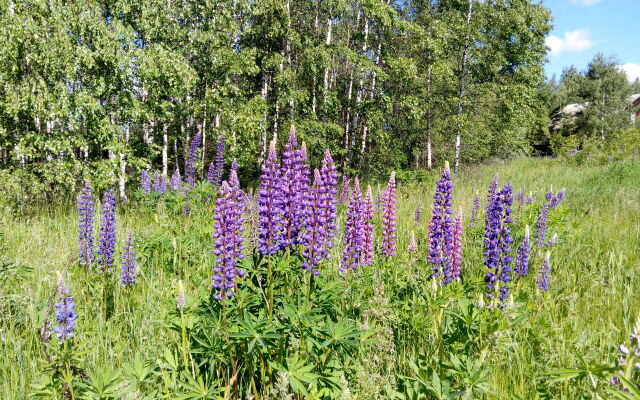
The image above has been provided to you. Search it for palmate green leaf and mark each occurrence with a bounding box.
[228,311,282,353]
[78,367,124,399]
[269,355,319,396]
[175,371,223,400]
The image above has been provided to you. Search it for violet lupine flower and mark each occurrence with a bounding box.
[546,233,558,247]
[320,149,339,244]
[170,169,182,191]
[186,133,202,189]
[526,191,533,205]
[280,127,308,247]
[341,178,365,271]
[258,141,285,255]
[537,251,551,291]
[451,207,463,281]
[549,190,565,209]
[176,280,186,310]
[610,320,640,390]
[297,142,311,241]
[54,271,77,342]
[470,191,480,228]
[77,181,94,266]
[415,206,422,225]
[97,190,117,272]
[141,170,151,194]
[483,180,514,307]
[375,185,382,216]
[212,137,225,186]
[516,189,525,207]
[428,164,455,283]
[207,162,216,185]
[339,175,350,205]
[514,225,531,277]
[120,231,137,287]
[408,230,418,253]
[362,185,375,266]
[545,189,554,202]
[381,172,397,257]
[301,169,331,275]
[212,181,246,300]
[153,171,161,193]
[535,203,549,247]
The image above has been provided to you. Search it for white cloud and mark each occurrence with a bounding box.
[619,63,640,82]
[545,29,594,57]
[569,0,602,5]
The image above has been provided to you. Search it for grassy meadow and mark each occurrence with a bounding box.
[1,157,639,399]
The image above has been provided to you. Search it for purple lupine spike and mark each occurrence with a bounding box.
[535,203,549,247]
[546,233,558,247]
[470,191,480,228]
[341,177,365,271]
[212,180,246,300]
[415,206,421,225]
[526,191,533,205]
[212,137,225,186]
[381,172,397,257]
[484,180,514,307]
[408,230,418,253]
[97,190,116,273]
[339,175,350,204]
[153,171,161,193]
[230,157,238,178]
[207,162,216,185]
[301,169,331,275]
[451,207,463,281]
[141,170,151,194]
[296,142,311,244]
[54,271,77,342]
[186,133,202,189]
[161,176,167,193]
[78,181,94,266]
[362,185,375,266]
[120,231,137,287]
[516,189,525,207]
[549,190,565,209]
[176,280,186,310]
[537,251,551,291]
[280,127,308,247]
[545,188,554,202]
[170,168,182,191]
[428,164,455,283]
[514,225,531,276]
[320,149,339,243]
[258,141,284,255]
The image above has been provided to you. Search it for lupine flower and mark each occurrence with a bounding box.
[78,181,94,266]
[186,133,202,188]
[451,207,463,280]
[470,191,480,228]
[207,162,216,185]
[414,206,422,225]
[341,178,364,271]
[537,251,551,291]
[54,271,77,342]
[428,164,455,283]
[121,231,137,287]
[280,127,308,247]
[301,169,332,274]
[526,191,533,205]
[176,280,186,310]
[516,189,525,207]
[546,233,558,247]
[170,169,182,191]
[212,181,246,300]
[611,318,640,391]
[212,137,225,186]
[320,149,339,244]
[258,141,284,255]
[339,175,349,204]
[545,189,554,202]
[97,190,117,272]
[381,172,397,257]
[183,188,191,217]
[408,230,417,253]
[362,185,375,266]
[549,190,565,209]
[153,171,161,193]
[484,180,514,307]
[535,203,549,247]
[514,225,531,276]
[141,170,151,194]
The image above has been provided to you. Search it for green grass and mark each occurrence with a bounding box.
[1,157,639,399]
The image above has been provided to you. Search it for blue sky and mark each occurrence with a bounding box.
[543,0,640,82]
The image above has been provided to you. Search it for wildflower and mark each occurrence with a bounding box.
[97,190,117,272]
[451,207,463,280]
[428,164,454,283]
[170,168,182,191]
[186,133,202,188]
[514,225,531,276]
[141,170,151,194]
[212,137,225,186]
[362,185,375,266]
[258,141,284,255]
[470,191,480,228]
[408,230,417,253]
[536,203,549,247]
[78,181,94,266]
[516,189,525,207]
[280,127,308,247]
[320,149,339,243]
[183,188,191,217]
[301,170,331,274]
[546,233,558,247]
[207,162,216,185]
[537,251,551,291]
[611,318,640,392]
[341,178,365,271]
[120,231,137,287]
[414,206,421,225]
[381,172,397,257]
[54,271,77,342]
[549,190,565,209]
[526,191,533,205]
[177,280,186,310]
[339,175,349,204]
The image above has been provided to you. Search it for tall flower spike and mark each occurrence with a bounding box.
[451,207,463,281]
[78,181,94,266]
[514,225,531,276]
[141,170,151,194]
[207,162,216,185]
[301,169,331,275]
[537,251,551,291]
[121,231,137,287]
[546,233,558,247]
[381,172,397,257]
[54,271,77,342]
[526,191,533,205]
[341,178,364,271]
[483,180,514,307]
[97,190,117,272]
[535,203,549,247]
[153,171,161,193]
[415,206,421,225]
[212,137,225,186]
[176,280,186,310]
[186,133,202,189]
[170,168,182,191]
[428,163,455,283]
[516,189,525,207]
[258,141,284,255]
[362,185,375,266]
[408,230,418,253]
[212,181,246,300]
[339,175,349,204]
[160,175,167,193]
[280,126,307,247]
[320,149,339,243]
[470,191,480,228]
